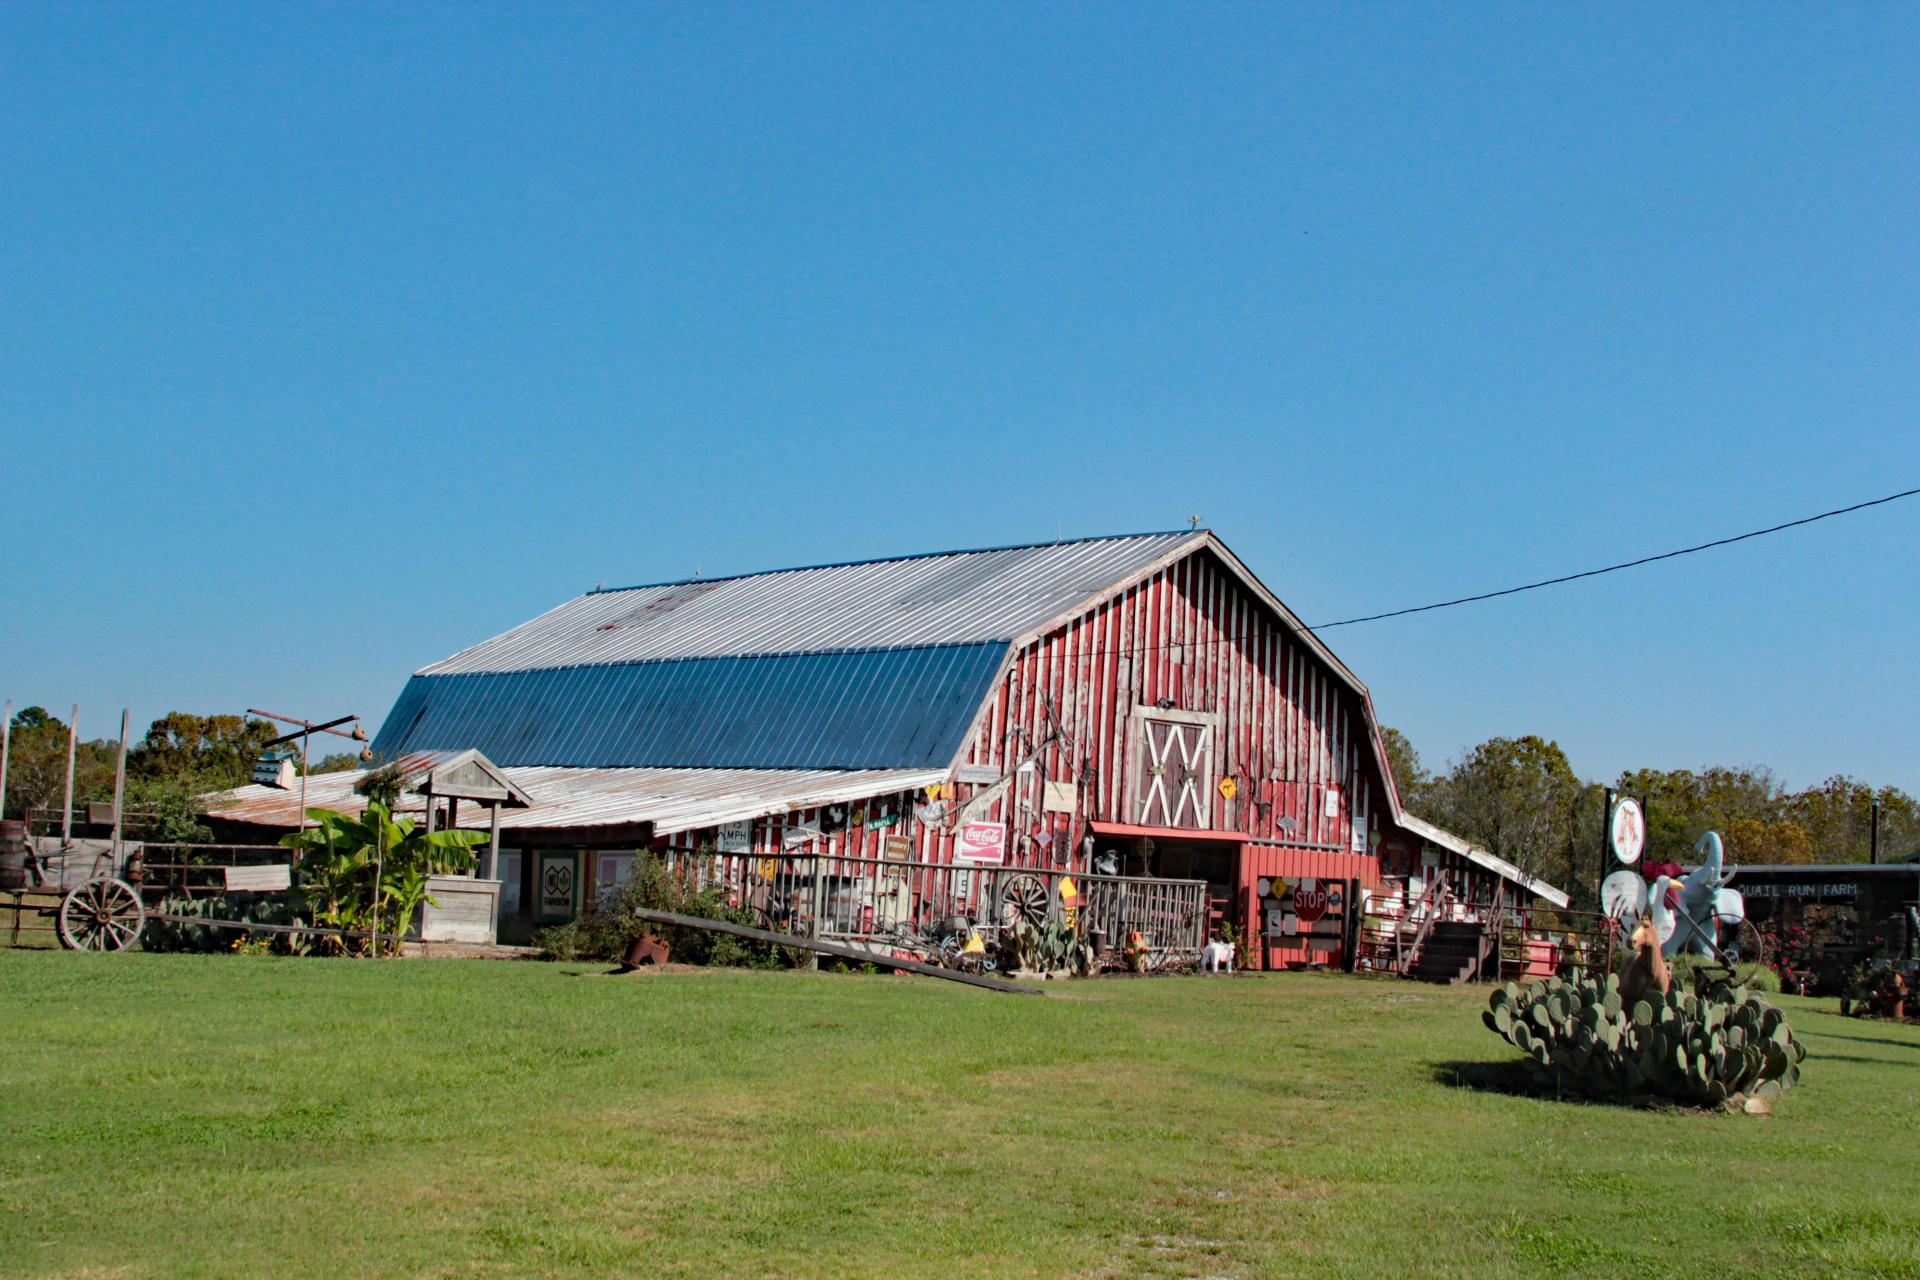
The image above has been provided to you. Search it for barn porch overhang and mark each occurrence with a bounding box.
[1394,813,1570,908]
[203,759,947,838]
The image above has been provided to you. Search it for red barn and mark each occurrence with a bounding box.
[209,530,1563,968]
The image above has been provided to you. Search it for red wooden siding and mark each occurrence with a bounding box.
[939,545,1387,869]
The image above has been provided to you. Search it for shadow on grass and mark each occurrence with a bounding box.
[1428,1060,1701,1110]
[1799,1029,1920,1051]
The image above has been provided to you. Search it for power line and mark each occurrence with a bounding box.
[1310,485,1920,630]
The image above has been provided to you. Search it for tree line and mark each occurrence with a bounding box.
[1382,728,1919,910]
[2,708,363,838]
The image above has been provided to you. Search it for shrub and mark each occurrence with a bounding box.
[534,854,788,968]
[142,893,309,954]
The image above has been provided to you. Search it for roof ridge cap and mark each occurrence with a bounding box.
[581,529,1197,597]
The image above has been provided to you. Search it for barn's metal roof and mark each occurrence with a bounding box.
[371,532,1203,772]
[420,531,1200,675]
[372,641,1007,770]
[204,755,945,834]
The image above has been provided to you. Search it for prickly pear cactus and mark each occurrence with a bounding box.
[1482,973,1805,1107]
[1006,919,1095,976]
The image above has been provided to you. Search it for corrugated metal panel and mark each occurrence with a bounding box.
[420,532,1198,675]
[372,642,1007,770]
[204,761,947,833]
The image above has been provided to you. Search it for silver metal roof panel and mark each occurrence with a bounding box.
[421,531,1200,675]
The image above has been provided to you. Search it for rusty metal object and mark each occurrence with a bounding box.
[618,933,670,969]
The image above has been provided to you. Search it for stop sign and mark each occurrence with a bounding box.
[1292,877,1329,923]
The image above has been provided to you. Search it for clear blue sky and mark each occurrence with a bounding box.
[2,4,1915,790]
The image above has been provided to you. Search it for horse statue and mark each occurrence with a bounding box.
[1618,913,1671,1007]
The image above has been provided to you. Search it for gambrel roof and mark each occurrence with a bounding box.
[374,532,1207,771]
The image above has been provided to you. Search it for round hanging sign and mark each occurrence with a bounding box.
[1600,869,1647,924]
[1609,797,1646,865]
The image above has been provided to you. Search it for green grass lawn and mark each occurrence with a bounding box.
[1,952,1915,1280]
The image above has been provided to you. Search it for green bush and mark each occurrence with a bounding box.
[1484,971,1805,1106]
[534,854,788,968]
[142,894,310,955]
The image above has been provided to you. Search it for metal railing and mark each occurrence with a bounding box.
[1494,906,1617,981]
[657,849,1210,964]
[1358,886,1617,984]
[1395,878,1453,976]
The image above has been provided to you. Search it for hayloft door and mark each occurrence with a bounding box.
[1135,712,1215,829]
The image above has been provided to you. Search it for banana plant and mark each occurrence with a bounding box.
[281,801,487,953]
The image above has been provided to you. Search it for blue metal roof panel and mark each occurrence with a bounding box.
[420,531,1198,675]
[371,641,1008,770]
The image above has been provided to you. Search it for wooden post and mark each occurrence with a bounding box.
[488,801,501,878]
[61,705,78,847]
[1,699,12,820]
[487,801,502,942]
[109,710,129,867]
[297,730,310,839]
[1598,787,1613,914]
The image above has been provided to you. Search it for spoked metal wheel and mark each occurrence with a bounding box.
[58,877,146,951]
[1000,873,1050,928]
[1721,917,1771,986]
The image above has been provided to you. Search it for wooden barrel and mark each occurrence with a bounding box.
[0,819,26,888]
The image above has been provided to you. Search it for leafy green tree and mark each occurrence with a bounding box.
[3,706,116,820]
[1379,726,1430,809]
[1785,777,1919,864]
[1420,735,1583,890]
[1388,725,1919,892]
[128,713,280,789]
[1609,767,1918,866]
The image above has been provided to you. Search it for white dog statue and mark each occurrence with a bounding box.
[1201,939,1235,974]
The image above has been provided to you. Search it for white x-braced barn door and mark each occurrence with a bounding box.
[1135,712,1215,829]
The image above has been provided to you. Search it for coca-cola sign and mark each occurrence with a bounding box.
[954,821,1006,864]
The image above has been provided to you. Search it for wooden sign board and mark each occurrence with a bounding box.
[224,864,292,892]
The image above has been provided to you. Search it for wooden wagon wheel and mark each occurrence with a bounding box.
[1000,874,1050,928]
[58,877,146,952]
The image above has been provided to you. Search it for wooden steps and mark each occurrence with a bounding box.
[1408,921,1486,984]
